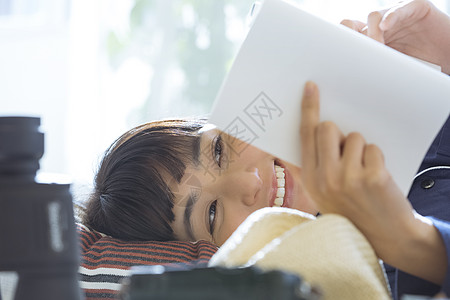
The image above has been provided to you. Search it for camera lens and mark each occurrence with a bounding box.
[0,116,82,300]
[0,116,43,178]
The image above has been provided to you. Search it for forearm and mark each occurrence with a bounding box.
[383,214,447,285]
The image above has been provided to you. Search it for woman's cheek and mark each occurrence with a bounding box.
[285,162,319,214]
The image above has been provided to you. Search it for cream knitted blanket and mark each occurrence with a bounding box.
[209,207,392,300]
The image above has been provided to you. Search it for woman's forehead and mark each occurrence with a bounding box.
[198,124,231,142]
[198,123,217,134]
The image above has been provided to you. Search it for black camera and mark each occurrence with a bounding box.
[0,117,82,300]
[120,265,322,300]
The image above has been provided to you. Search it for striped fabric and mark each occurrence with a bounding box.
[77,223,218,300]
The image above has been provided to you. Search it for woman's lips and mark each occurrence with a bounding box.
[283,163,293,208]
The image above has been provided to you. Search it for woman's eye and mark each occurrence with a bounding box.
[208,200,217,234]
[214,135,223,167]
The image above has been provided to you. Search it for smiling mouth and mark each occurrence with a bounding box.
[272,165,285,207]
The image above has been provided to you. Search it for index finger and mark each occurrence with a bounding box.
[300,81,320,169]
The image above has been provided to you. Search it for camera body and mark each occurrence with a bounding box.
[0,117,82,300]
[120,265,322,300]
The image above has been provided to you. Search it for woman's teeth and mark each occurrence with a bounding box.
[273,166,285,207]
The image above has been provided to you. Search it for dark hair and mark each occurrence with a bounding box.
[82,119,206,241]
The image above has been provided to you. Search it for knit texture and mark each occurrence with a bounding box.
[209,207,392,300]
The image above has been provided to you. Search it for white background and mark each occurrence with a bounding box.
[0,0,448,197]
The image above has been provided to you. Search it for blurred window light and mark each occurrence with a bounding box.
[1,0,449,187]
[0,0,70,28]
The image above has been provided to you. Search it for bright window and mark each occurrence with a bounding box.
[0,0,448,193]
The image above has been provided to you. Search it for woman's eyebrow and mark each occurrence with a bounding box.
[183,191,198,241]
[183,127,210,240]
[192,131,203,166]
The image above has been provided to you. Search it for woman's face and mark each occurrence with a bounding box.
[170,124,318,246]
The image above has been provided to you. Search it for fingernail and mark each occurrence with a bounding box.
[304,81,315,97]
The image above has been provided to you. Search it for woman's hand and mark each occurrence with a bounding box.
[300,81,447,284]
[341,0,450,74]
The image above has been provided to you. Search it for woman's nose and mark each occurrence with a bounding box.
[228,168,263,207]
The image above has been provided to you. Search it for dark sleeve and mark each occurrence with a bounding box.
[407,114,450,228]
[392,115,450,299]
[431,218,450,295]
[408,113,450,221]
[408,167,450,220]
[417,115,450,171]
